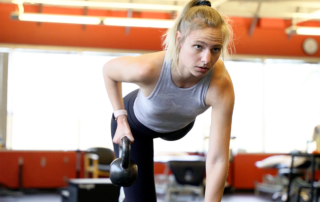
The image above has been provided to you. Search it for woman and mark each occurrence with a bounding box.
[103,0,235,201]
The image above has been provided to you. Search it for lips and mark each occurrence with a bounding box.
[196,66,208,72]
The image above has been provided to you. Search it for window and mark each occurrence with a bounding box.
[6,49,320,153]
[7,50,135,150]
[263,60,320,153]
[226,60,320,153]
[225,61,264,153]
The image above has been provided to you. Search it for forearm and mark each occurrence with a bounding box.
[205,161,229,202]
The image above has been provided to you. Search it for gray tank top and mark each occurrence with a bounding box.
[133,57,213,133]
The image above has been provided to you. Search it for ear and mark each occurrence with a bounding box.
[176,31,182,45]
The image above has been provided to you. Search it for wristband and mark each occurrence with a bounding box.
[113,110,128,120]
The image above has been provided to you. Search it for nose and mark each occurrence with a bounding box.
[201,49,211,65]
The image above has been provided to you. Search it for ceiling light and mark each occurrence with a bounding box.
[11,12,102,25]
[296,27,320,36]
[103,17,174,28]
[11,0,182,11]
[10,12,174,28]
[286,26,320,36]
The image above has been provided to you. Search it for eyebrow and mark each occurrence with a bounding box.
[194,40,223,47]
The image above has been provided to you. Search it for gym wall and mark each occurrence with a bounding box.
[1,3,320,58]
[1,2,320,191]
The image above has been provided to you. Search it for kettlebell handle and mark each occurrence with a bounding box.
[120,136,130,169]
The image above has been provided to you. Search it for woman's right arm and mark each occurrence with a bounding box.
[102,55,154,145]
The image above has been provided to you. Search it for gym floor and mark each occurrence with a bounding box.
[0,191,273,202]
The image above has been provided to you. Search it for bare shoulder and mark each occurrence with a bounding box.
[135,51,166,78]
[205,59,235,108]
[103,51,166,86]
[133,51,166,86]
[135,51,166,65]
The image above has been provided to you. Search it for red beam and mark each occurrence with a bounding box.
[1,3,320,57]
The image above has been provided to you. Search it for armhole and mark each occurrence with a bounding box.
[201,68,214,107]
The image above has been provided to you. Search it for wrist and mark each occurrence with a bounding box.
[113,109,128,121]
[116,115,127,122]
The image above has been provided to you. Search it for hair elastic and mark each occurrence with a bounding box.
[195,1,211,7]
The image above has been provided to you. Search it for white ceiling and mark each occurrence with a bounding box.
[1,0,320,23]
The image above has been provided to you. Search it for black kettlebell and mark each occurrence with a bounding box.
[110,136,138,187]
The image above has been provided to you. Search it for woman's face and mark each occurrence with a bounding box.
[178,27,223,77]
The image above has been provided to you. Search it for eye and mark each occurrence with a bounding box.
[194,45,202,50]
[212,47,221,53]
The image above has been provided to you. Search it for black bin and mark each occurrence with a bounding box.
[61,178,120,202]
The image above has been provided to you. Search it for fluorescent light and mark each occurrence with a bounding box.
[11,12,101,25]
[12,0,182,11]
[10,12,173,28]
[296,27,320,36]
[286,26,320,36]
[103,17,174,28]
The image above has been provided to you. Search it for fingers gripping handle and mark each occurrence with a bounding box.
[120,136,131,169]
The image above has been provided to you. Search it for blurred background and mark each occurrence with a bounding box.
[0,0,320,201]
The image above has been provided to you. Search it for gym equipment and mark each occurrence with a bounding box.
[84,147,115,178]
[165,160,206,201]
[254,154,311,201]
[110,137,138,187]
[61,178,120,202]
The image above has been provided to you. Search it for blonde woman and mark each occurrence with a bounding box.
[103,0,235,201]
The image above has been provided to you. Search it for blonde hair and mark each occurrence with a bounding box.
[162,0,234,70]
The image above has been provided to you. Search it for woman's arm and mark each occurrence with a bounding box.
[102,52,164,145]
[204,60,235,202]
[102,56,149,144]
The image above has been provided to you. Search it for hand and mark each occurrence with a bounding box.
[113,115,134,146]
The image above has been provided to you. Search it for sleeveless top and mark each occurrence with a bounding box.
[133,56,213,133]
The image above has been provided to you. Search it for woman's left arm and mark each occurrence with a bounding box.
[204,62,235,202]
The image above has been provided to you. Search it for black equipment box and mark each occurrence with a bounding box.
[61,178,120,202]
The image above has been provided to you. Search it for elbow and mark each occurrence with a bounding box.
[102,63,114,85]
[102,61,114,82]
[206,157,229,166]
[206,151,229,165]
[206,158,229,173]
[102,61,110,76]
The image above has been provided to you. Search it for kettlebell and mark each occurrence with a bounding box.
[110,136,138,187]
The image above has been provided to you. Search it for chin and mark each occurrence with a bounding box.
[192,71,207,77]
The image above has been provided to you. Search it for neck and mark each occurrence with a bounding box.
[171,66,200,88]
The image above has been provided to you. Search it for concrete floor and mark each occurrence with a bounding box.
[0,191,275,202]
